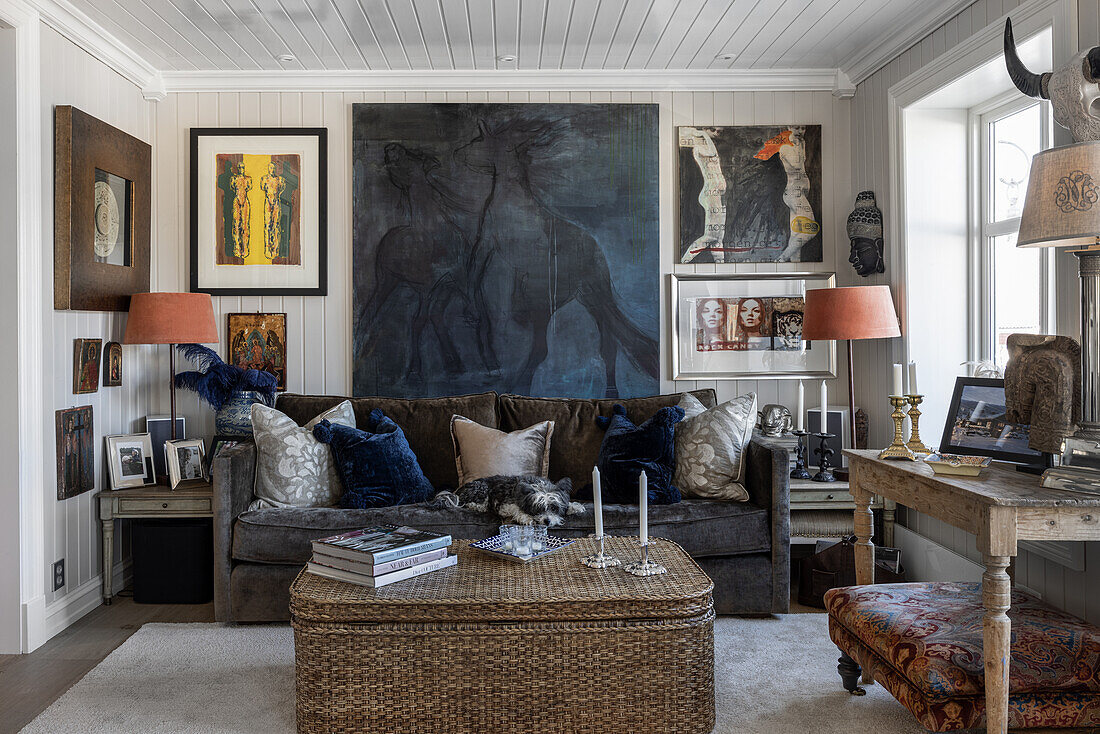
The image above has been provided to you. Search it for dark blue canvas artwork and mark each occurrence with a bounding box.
[351,103,659,399]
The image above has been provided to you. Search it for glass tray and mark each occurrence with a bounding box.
[470,533,576,564]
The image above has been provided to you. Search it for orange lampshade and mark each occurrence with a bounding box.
[123,292,219,345]
[802,285,900,341]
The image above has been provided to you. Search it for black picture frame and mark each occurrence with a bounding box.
[939,376,1044,464]
[189,127,328,296]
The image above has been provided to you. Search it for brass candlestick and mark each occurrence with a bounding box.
[878,396,917,461]
[905,395,930,455]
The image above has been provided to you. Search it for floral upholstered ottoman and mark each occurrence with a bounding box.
[825,582,1100,731]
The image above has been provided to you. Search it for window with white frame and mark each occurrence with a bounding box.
[973,96,1054,367]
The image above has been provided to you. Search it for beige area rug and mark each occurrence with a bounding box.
[22,615,927,733]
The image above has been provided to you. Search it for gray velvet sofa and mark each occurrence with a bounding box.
[212,389,790,622]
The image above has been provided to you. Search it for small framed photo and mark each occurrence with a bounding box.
[73,338,102,394]
[105,433,156,489]
[670,273,836,380]
[103,341,123,387]
[206,435,242,476]
[939,377,1045,465]
[166,438,208,489]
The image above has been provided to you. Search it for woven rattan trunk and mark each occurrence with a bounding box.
[291,537,715,734]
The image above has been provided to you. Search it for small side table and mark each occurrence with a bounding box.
[96,483,213,604]
[790,478,896,546]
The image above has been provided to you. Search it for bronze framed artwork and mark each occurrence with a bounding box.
[190,128,327,296]
[103,341,122,387]
[54,106,151,311]
[73,338,102,394]
[227,313,287,391]
[56,406,95,500]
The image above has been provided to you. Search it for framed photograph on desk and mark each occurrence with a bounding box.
[166,438,208,489]
[939,377,1044,465]
[105,433,156,489]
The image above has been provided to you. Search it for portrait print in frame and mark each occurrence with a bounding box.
[190,128,327,296]
[73,338,102,394]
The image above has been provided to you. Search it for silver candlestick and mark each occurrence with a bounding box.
[624,542,666,577]
[581,535,621,569]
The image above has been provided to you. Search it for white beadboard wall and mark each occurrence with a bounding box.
[851,0,1100,622]
[39,24,159,615]
[153,89,854,441]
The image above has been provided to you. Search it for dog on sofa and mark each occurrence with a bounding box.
[434,475,584,526]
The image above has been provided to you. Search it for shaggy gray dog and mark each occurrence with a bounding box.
[434,475,585,526]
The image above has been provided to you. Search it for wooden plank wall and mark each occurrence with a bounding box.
[39,25,158,613]
[852,0,1100,621]
[153,89,854,440]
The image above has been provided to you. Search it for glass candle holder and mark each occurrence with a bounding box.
[499,524,517,552]
[531,526,548,552]
[513,526,534,557]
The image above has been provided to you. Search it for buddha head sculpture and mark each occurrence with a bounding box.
[1004,334,1081,454]
[846,191,885,277]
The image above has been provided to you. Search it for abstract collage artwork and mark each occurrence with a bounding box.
[351,103,660,399]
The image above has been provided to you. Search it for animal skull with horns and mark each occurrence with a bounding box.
[1004,18,1100,142]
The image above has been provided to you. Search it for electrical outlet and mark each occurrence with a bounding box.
[53,559,65,591]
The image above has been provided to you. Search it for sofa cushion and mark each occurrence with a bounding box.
[594,404,684,505]
[232,498,769,565]
[675,392,757,501]
[498,390,717,491]
[450,415,553,485]
[274,392,498,490]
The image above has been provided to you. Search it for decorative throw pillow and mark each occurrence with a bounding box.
[594,404,684,505]
[450,415,554,486]
[674,392,757,501]
[249,400,356,510]
[313,409,435,509]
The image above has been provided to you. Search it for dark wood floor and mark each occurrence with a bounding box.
[0,596,214,734]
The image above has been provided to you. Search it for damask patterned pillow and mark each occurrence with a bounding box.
[674,392,757,501]
[249,400,356,510]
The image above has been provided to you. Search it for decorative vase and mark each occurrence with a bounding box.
[215,390,268,437]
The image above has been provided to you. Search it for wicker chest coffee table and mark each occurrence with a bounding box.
[290,536,715,734]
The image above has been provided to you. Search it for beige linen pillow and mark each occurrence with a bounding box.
[250,400,356,510]
[674,392,757,501]
[450,415,554,486]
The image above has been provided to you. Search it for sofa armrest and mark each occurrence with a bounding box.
[212,440,256,622]
[744,437,791,613]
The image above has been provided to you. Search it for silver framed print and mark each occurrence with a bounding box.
[104,432,156,489]
[670,272,836,380]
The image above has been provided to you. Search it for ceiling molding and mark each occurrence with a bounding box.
[160,68,851,95]
[840,0,975,85]
[26,0,163,99]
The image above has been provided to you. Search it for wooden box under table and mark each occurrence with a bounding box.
[290,537,715,734]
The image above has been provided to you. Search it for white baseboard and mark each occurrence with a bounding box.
[20,594,46,653]
[39,561,132,646]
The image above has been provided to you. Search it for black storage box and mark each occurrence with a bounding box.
[131,518,214,604]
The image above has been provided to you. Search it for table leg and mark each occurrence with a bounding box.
[851,472,875,585]
[882,499,896,548]
[982,554,1012,734]
[101,518,114,605]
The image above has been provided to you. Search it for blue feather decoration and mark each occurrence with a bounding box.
[173,344,278,410]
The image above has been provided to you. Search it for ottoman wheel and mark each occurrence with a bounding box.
[837,651,866,696]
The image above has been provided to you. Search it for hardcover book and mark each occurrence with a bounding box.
[307,554,458,588]
[312,525,452,565]
[311,547,449,576]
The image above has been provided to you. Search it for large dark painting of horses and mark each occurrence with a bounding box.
[352,103,659,399]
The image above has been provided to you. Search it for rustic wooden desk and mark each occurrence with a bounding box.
[96,483,213,604]
[846,449,1100,734]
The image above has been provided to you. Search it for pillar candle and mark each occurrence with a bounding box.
[639,471,648,546]
[819,379,827,432]
[908,361,918,395]
[592,466,604,538]
[796,381,805,431]
[892,363,903,397]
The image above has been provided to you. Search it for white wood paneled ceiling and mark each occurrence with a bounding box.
[61,0,974,84]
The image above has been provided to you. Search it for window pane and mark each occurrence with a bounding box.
[993,232,1042,365]
[992,104,1041,221]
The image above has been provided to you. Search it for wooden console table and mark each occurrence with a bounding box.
[846,449,1100,734]
[96,484,213,604]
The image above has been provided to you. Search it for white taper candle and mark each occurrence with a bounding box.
[908,361,918,395]
[639,471,648,546]
[592,466,604,538]
[892,363,903,397]
[819,380,827,432]
[796,380,805,431]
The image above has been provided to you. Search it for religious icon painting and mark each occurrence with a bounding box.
[73,338,102,394]
[103,341,122,387]
[226,312,287,391]
[56,406,94,500]
[677,125,823,264]
[670,273,836,380]
[190,128,327,296]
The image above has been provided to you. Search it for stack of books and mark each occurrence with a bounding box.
[307,525,456,588]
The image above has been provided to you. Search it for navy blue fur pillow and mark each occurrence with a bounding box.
[313,410,434,509]
[593,404,685,505]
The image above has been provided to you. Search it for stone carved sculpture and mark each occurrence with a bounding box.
[847,191,885,276]
[1004,334,1081,454]
[1005,18,1100,142]
[757,404,793,437]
